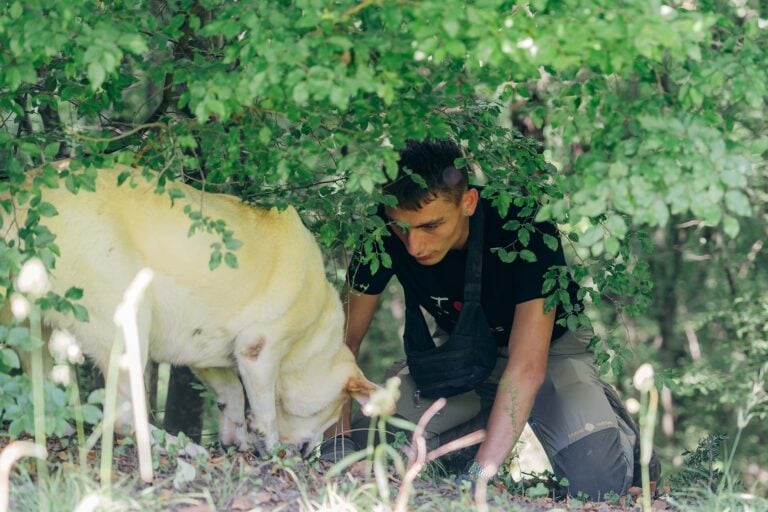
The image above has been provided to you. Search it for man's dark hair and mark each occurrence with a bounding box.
[383,139,468,210]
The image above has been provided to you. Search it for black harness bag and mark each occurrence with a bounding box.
[403,203,498,399]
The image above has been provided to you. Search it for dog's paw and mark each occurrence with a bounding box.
[220,423,257,453]
[251,435,269,457]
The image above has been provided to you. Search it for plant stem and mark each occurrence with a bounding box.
[28,306,47,511]
[718,426,744,494]
[100,331,125,491]
[639,388,658,512]
[365,415,376,476]
[69,365,87,472]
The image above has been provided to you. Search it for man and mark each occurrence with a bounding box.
[322,139,657,499]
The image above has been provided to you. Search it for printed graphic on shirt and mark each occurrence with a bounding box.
[430,296,450,314]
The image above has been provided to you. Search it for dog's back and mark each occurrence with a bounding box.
[5,166,317,366]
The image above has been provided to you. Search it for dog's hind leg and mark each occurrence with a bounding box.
[192,367,254,451]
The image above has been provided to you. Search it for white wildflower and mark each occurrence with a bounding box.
[660,5,675,17]
[504,18,514,28]
[759,18,768,29]
[362,376,401,417]
[50,364,71,387]
[10,292,31,321]
[413,50,427,61]
[15,258,49,297]
[67,343,85,365]
[633,363,656,392]
[49,328,77,364]
[626,397,641,414]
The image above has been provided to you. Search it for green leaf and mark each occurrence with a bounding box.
[87,62,106,91]
[224,238,243,251]
[1,348,20,369]
[724,190,750,216]
[610,355,624,376]
[5,67,22,91]
[224,252,238,269]
[117,33,148,54]
[579,226,603,247]
[526,482,549,498]
[7,327,30,347]
[517,227,530,247]
[37,202,59,217]
[117,171,131,186]
[604,215,627,239]
[493,247,518,263]
[209,250,222,270]
[293,83,309,104]
[520,249,537,262]
[88,389,106,405]
[542,233,559,252]
[9,1,22,19]
[44,142,61,160]
[259,126,271,144]
[381,252,392,269]
[442,18,461,37]
[168,188,185,200]
[72,304,89,322]
[80,404,103,425]
[604,236,620,256]
[65,287,84,300]
[722,215,740,239]
[369,256,380,275]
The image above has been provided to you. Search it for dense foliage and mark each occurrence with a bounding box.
[1,0,766,492]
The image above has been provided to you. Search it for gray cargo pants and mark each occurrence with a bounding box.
[350,329,638,499]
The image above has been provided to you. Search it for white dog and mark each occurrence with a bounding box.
[2,161,377,454]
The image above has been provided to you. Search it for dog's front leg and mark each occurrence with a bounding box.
[234,332,281,452]
[192,367,254,451]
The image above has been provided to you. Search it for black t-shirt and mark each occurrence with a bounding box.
[348,191,580,346]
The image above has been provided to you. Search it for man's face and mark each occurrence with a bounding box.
[385,189,478,266]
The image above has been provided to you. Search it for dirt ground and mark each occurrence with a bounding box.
[1,435,672,512]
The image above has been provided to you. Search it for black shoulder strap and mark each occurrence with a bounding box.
[463,200,484,303]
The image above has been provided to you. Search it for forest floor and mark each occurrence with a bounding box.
[2,436,673,512]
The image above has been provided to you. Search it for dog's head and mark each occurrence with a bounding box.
[275,345,378,455]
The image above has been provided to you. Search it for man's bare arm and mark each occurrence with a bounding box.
[343,285,381,356]
[473,298,555,474]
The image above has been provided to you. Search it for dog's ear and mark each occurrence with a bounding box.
[345,373,378,408]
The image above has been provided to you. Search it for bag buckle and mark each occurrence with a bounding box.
[413,389,421,408]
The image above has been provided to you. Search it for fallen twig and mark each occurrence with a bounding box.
[394,398,445,512]
[394,399,490,512]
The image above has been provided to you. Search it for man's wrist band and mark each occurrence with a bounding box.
[467,460,494,481]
